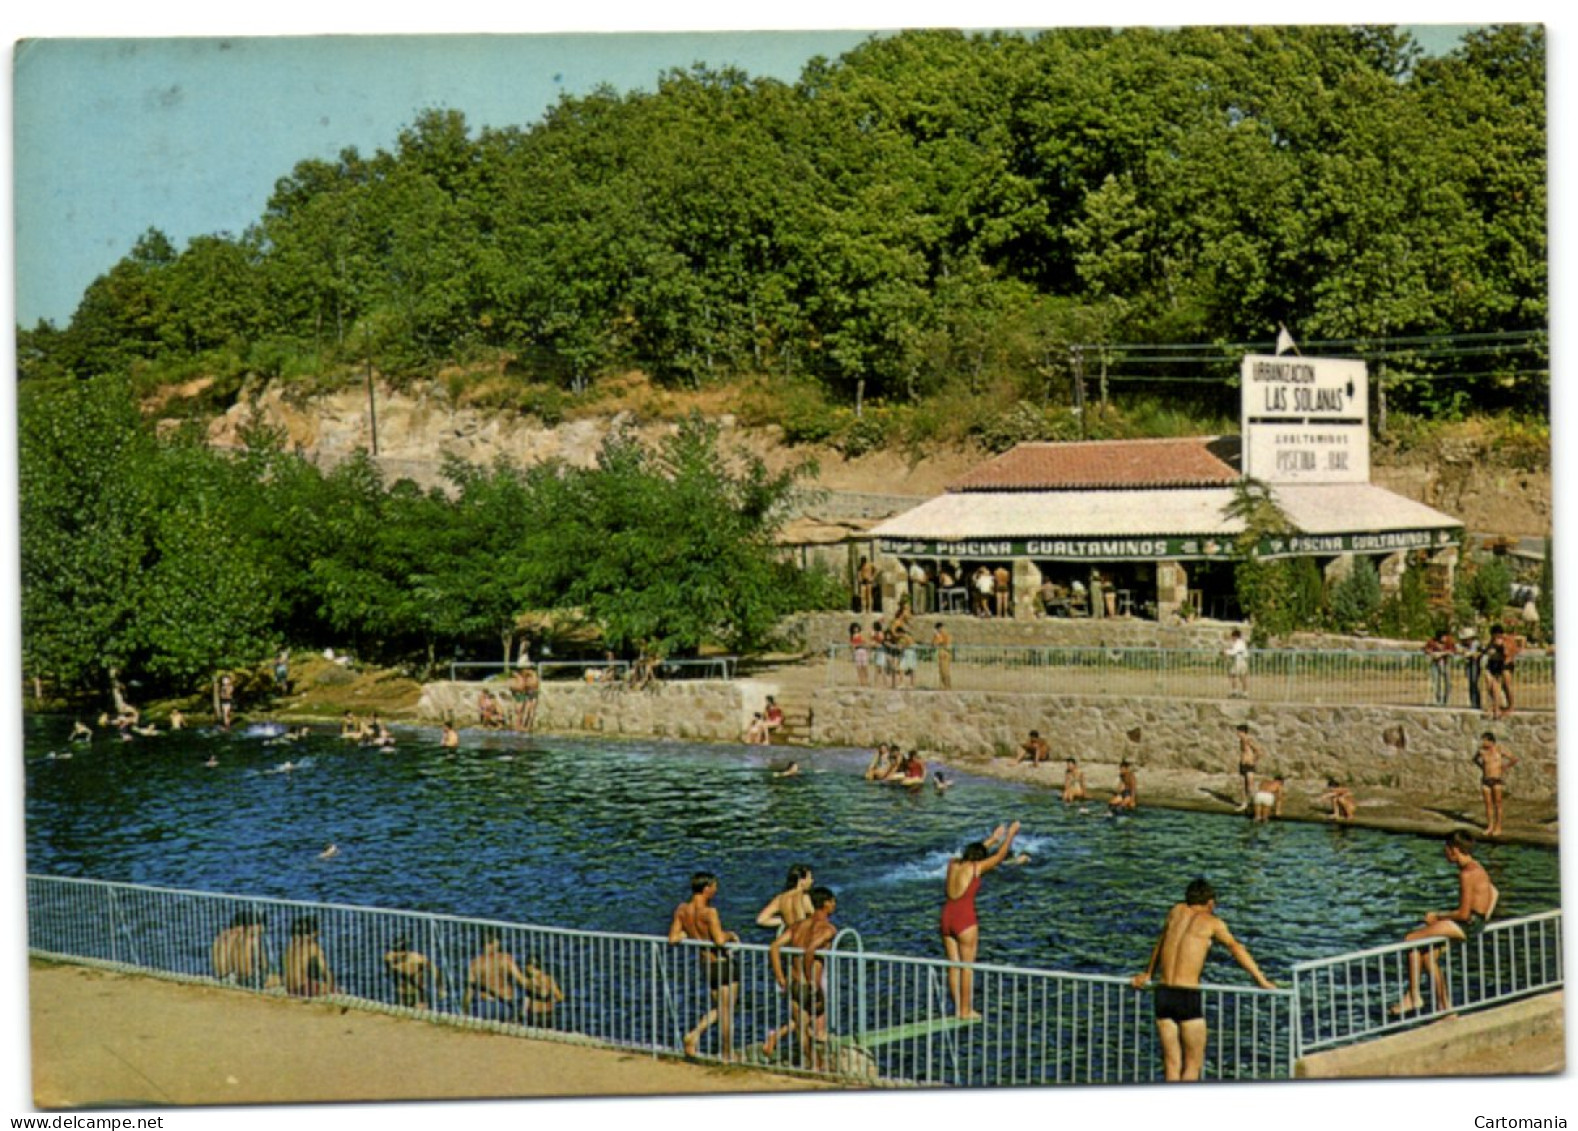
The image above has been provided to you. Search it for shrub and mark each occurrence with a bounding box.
[1378,562,1434,639]
[836,411,891,457]
[1330,558,1383,633]
[1457,554,1513,622]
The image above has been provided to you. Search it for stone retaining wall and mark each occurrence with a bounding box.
[808,689,1557,801]
[418,679,781,744]
[420,674,1554,804]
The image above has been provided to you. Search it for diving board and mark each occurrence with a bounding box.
[830,1015,981,1049]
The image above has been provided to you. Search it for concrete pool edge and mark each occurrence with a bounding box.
[1296,991,1564,1078]
[28,960,1562,1107]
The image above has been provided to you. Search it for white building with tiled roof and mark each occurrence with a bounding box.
[870,431,1461,623]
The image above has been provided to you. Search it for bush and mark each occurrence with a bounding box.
[1330,559,1383,632]
[970,401,1084,453]
[836,411,891,457]
[776,385,844,446]
[1378,562,1434,639]
[1457,554,1513,622]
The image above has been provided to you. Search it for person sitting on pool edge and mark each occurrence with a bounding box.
[464,932,534,1023]
[1319,778,1357,822]
[385,936,445,1010]
[1392,830,1498,1016]
[1015,730,1050,765]
[284,916,335,998]
[1109,760,1138,811]
[212,910,267,989]
[519,952,565,1025]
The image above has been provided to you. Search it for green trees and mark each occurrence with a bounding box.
[19,377,279,695]
[19,26,1547,418]
[562,416,816,656]
[18,381,821,696]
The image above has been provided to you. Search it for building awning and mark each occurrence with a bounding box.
[870,483,1461,562]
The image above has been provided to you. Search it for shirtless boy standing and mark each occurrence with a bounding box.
[1131,878,1276,1081]
[1392,830,1499,1015]
[1233,724,1263,811]
[668,872,741,1060]
[769,886,839,1069]
[1473,732,1519,837]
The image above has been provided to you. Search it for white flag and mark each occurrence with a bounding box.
[1275,325,1296,355]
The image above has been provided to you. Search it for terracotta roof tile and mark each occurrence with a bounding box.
[948,437,1241,491]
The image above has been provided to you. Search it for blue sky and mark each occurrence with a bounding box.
[12,31,878,327]
[12,19,1490,328]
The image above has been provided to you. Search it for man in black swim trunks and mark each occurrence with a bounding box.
[1131,878,1276,1081]
[769,886,838,1069]
[667,872,741,1061]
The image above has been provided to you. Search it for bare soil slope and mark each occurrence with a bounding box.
[199,378,1551,537]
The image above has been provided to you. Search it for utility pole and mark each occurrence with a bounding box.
[364,325,379,457]
[1374,362,1387,441]
[1070,345,1087,439]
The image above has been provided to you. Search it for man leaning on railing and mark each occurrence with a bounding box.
[1132,878,1277,1082]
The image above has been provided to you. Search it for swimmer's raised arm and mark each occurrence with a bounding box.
[978,821,1022,873]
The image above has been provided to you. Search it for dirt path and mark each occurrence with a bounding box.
[28,963,831,1109]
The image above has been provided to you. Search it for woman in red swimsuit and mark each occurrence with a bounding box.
[939,820,1021,1020]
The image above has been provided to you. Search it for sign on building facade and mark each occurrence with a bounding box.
[1240,354,1369,484]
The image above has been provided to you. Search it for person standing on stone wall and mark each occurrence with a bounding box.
[1424,629,1457,707]
[850,622,870,688]
[1460,627,1484,712]
[1233,724,1263,812]
[1224,630,1250,699]
[1473,731,1518,838]
[932,622,953,690]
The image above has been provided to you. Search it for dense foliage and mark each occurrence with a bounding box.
[18,26,1547,419]
[18,385,826,697]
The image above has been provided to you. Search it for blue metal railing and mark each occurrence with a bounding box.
[26,876,1558,1084]
[1291,909,1563,1056]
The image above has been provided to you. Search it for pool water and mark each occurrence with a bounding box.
[23,716,1561,980]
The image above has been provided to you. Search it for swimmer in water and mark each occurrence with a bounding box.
[440,721,460,748]
[772,761,801,778]
[204,754,219,768]
[933,771,952,793]
[318,843,339,860]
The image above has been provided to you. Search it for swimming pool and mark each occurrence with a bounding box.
[23,716,1561,981]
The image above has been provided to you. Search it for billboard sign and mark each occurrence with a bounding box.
[1240,354,1369,483]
